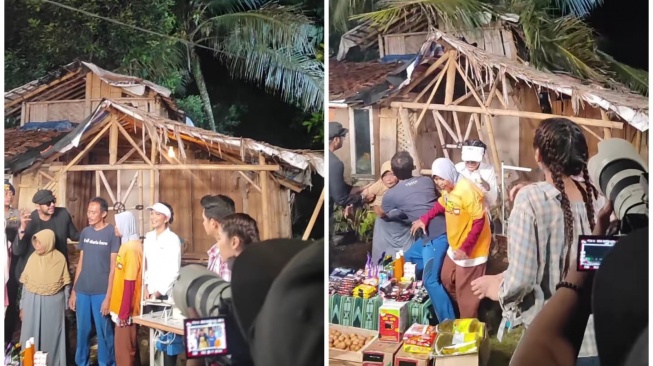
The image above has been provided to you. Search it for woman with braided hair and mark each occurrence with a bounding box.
[470,118,604,366]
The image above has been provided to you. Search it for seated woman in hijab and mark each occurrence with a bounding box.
[19,229,71,366]
[411,158,491,319]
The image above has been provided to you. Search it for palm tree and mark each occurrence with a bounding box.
[331,0,647,95]
[132,0,324,131]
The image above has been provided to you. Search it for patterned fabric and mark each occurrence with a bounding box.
[207,245,231,282]
[499,181,605,358]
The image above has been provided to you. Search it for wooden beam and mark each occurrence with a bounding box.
[116,122,153,165]
[432,111,449,159]
[401,52,451,95]
[117,147,137,165]
[581,125,603,142]
[600,110,612,139]
[414,57,451,131]
[5,71,81,110]
[432,111,460,143]
[389,102,623,129]
[109,120,119,165]
[59,121,113,176]
[634,131,642,152]
[413,66,447,103]
[98,171,117,204]
[259,154,271,239]
[47,163,281,172]
[444,55,457,105]
[452,111,463,141]
[302,188,324,240]
[121,171,139,203]
[464,114,475,140]
[238,171,262,192]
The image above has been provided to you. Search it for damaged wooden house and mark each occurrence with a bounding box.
[330,26,648,193]
[5,61,324,259]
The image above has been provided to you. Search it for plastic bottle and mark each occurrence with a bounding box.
[393,253,404,279]
[23,339,34,366]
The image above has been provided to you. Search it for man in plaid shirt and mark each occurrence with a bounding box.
[201,195,236,281]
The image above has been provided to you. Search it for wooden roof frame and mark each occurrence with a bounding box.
[384,48,642,178]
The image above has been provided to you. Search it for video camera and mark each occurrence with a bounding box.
[577,138,648,272]
[172,265,249,364]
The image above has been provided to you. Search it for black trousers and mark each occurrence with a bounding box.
[4,263,18,343]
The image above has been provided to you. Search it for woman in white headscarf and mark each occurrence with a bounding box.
[411,158,492,318]
[110,211,143,366]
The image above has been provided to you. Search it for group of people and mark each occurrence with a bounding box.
[329,118,612,365]
[187,327,224,351]
[4,186,260,366]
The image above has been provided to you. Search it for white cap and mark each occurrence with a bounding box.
[461,146,484,163]
[146,202,172,219]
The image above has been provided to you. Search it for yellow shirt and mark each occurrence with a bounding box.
[439,178,491,265]
[109,239,143,318]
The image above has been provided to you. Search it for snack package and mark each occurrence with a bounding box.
[402,324,437,354]
[434,319,486,356]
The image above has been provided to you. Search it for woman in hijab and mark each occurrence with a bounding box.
[411,158,491,318]
[110,211,143,366]
[19,229,70,366]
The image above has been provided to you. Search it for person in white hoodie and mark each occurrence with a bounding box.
[143,202,181,366]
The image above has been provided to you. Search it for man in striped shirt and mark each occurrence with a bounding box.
[201,195,236,281]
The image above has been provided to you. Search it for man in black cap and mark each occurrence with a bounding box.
[13,189,80,280]
[328,122,373,233]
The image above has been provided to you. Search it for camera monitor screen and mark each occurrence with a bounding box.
[577,235,618,271]
[184,316,228,359]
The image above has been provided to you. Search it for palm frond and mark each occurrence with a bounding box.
[598,50,649,96]
[198,4,316,55]
[329,0,377,33]
[355,0,493,32]
[219,40,324,111]
[519,11,606,82]
[551,0,603,17]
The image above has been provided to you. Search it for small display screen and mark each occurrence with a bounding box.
[184,317,228,358]
[577,235,618,271]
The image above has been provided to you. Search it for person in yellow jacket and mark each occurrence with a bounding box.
[411,158,491,318]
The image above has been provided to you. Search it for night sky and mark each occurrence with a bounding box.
[588,0,648,70]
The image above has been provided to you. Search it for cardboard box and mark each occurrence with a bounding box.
[330,360,362,366]
[402,324,436,354]
[394,348,433,366]
[379,301,409,342]
[329,324,379,363]
[433,337,491,366]
[362,340,402,366]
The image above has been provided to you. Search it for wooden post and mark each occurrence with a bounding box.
[634,131,642,153]
[378,35,385,58]
[432,111,449,159]
[150,138,156,206]
[138,169,145,235]
[600,110,612,139]
[302,188,324,240]
[444,55,457,105]
[259,154,270,239]
[109,120,119,165]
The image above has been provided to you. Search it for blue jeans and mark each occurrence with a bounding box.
[577,357,600,366]
[75,293,115,366]
[404,234,455,322]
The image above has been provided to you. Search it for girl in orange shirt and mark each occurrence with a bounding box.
[412,158,491,318]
